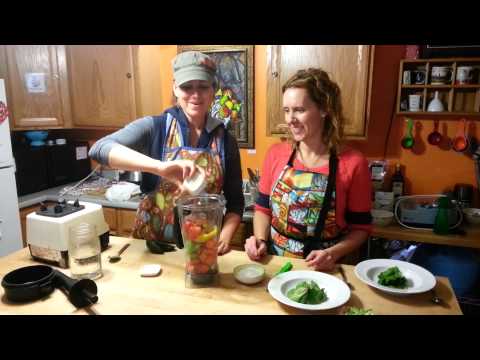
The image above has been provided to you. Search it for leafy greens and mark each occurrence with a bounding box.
[377,266,408,288]
[344,307,373,315]
[286,280,327,305]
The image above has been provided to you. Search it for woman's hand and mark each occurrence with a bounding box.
[217,239,231,256]
[156,159,197,186]
[244,236,267,261]
[305,249,336,272]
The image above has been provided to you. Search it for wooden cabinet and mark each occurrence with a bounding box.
[117,209,137,236]
[67,45,165,128]
[103,206,252,248]
[67,45,137,128]
[102,207,118,235]
[396,58,480,115]
[103,207,137,237]
[0,45,72,129]
[266,45,374,139]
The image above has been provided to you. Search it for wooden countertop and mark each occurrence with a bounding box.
[0,236,462,315]
[372,223,480,249]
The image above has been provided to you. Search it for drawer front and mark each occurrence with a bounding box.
[103,207,118,234]
[117,209,137,236]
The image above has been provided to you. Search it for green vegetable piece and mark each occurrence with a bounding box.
[275,261,293,276]
[185,241,200,258]
[287,282,309,303]
[306,281,327,304]
[377,266,408,289]
[344,307,373,315]
[286,281,327,305]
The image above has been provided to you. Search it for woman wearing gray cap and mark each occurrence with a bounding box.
[89,51,244,255]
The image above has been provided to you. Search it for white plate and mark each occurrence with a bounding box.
[267,270,351,310]
[354,259,436,295]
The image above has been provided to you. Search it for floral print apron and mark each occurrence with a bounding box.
[269,148,345,258]
[132,115,224,249]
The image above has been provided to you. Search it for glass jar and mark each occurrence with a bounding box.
[68,223,102,280]
[176,194,225,288]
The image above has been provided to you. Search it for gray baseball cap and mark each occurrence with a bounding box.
[172,51,217,86]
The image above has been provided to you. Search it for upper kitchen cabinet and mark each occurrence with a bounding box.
[0,45,72,129]
[67,45,164,128]
[266,45,374,139]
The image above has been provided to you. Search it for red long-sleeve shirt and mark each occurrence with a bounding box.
[255,142,373,234]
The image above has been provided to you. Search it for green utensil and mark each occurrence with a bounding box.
[401,118,415,149]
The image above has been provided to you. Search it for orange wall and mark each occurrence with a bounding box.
[347,45,479,205]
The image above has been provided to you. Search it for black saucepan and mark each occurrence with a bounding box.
[1,265,56,302]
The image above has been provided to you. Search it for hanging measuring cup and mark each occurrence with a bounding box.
[427,120,442,146]
[401,118,415,149]
[452,118,469,153]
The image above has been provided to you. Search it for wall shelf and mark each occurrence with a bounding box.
[396,58,480,116]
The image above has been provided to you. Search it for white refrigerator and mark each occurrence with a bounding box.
[0,79,23,257]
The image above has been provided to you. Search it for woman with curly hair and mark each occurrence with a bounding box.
[245,68,372,271]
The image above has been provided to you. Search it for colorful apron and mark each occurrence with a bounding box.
[269,147,346,258]
[132,115,224,249]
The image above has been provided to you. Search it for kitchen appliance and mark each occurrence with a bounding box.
[1,265,56,302]
[119,170,142,184]
[177,194,225,288]
[26,200,109,268]
[394,195,462,230]
[454,183,474,209]
[12,138,92,195]
[0,79,23,257]
[1,264,98,308]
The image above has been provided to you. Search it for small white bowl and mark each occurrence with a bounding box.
[371,209,394,227]
[233,264,265,285]
[462,208,480,225]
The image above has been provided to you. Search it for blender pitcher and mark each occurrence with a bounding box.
[176,194,225,288]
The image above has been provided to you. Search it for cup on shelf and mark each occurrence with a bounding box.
[431,66,452,85]
[456,66,474,84]
[412,70,426,84]
[408,94,422,112]
[403,70,411,85]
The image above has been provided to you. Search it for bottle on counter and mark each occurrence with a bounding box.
[433,197,450,235]
[391,163,405,199]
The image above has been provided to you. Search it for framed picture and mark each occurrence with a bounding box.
[178,45,254,149]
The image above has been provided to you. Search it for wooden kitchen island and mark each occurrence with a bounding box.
[0,236,463,315]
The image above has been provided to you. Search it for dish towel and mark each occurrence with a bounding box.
[105,182,141,202]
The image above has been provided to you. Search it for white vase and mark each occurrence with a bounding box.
[427,91,445,112]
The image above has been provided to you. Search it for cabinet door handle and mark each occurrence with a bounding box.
[272,71,279,78]
[126,73,132,79]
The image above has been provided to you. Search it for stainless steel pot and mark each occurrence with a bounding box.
[120,171,142,184]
